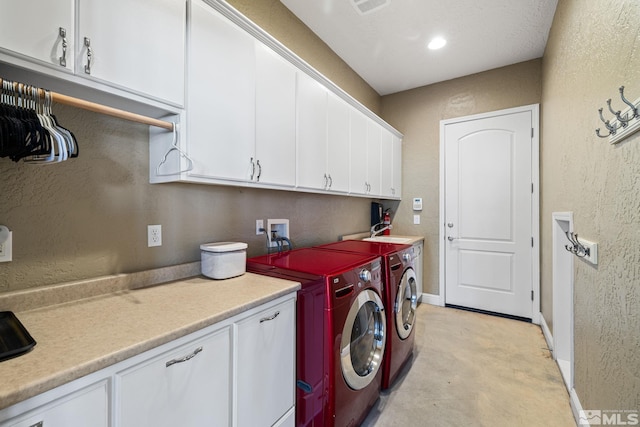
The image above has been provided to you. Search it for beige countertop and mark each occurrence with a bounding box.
[0,273,300,410]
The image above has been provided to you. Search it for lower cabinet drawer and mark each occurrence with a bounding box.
[115,326,231,427]
[4,381,108,427]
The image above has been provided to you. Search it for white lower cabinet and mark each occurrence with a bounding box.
[4,381,108,427]
[0,293,296,427]
[236,299,295,427]
[115,327,231,427]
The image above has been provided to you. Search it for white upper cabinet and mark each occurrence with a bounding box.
[0,0,185,107]
[255,42,297,187]
[186,0,255,182]
[77,0,186,105]
[350,109,369,195]
[0,0,75,71]
[326,92,351,193]
[145,0,403,199]
[367,119,382,196]
[296,72,329,190]
[380,129,394,198]
[392,134,402,198]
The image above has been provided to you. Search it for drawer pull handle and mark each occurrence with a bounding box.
[165,346,203,367]
[84,37,92,74]
[29,422,43,427]
[58,27,67,67]
[260,311,280,323]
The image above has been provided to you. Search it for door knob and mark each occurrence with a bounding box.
[448,236,456,241]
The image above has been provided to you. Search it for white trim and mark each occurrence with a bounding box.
[539,311,585,427]
[439,104,541,320]
[552,211,575,393]
[420,292,444,306]
[539,312,554,352]
[570,388,585,426]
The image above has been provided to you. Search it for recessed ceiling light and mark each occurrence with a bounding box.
[428,37,447,50]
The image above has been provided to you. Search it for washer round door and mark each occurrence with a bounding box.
[340,289,386,390]
[396,268,418,340]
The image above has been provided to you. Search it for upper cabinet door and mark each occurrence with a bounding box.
[380,129,394,198]
[367,120,382,196]
[186,0,255,182]
[0,0,74,71]
[296,72,328,190]
[392,134,402,198]
[255,42,296,187]
[77,0,186,105]
[349,109,369,195]
[326,93,351,193]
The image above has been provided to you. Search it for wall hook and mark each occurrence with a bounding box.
[598,108,620,134]
[564,231,590,258]
[619,86,640,119]
[606,99,630,126]
[595,127,611,138]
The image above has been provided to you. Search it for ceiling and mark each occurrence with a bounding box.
[279,0,558,96]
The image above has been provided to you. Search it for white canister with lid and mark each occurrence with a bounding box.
[200,242,248,279]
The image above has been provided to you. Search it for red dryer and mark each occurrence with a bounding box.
[247,248,387,427]
[316,240,418,389]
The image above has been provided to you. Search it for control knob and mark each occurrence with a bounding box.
[359,269,372,282]
[402,253,412,262]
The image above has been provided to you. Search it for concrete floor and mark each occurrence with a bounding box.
[362,304,576,426]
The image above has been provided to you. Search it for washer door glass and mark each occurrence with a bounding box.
[396,268,417,340]
[340,289,386,390]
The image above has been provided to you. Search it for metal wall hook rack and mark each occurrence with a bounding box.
[564,231,590,258]
[564,231,598,265]
[595,86,640,143]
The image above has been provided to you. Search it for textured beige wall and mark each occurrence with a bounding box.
[0,0,380,292]
[381,60,542,295]
[227,0,382,114]
[541,0,640,411]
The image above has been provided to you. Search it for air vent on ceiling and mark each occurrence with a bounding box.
[352,0,390,15]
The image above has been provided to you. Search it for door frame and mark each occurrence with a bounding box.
[438,104,540,324]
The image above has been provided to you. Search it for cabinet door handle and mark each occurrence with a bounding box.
[165,346,203,367]
[260,311,280,323]
[58,27,67,67]
[323,174,328,189]
[83,37,92,74]
[249,157,255,180]
[256,159,262,181]
[328,174,332,189]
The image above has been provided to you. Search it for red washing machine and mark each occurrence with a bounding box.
[315,240,418,390]
[247,248,386,427]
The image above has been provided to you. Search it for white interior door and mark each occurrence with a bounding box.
[443,108,536,319]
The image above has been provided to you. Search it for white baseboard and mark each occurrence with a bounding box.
[570,387,585,425]
[539,312,554,353]
[538,313,585,426]
[420,293,444,306]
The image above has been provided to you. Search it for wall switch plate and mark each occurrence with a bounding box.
[0,226,12,262]
[256,219,264,235]
[413,214,421,225]
[147,225,162,247]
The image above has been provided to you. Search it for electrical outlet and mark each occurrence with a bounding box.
[148,225,162,247]
[256,219,264,235]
